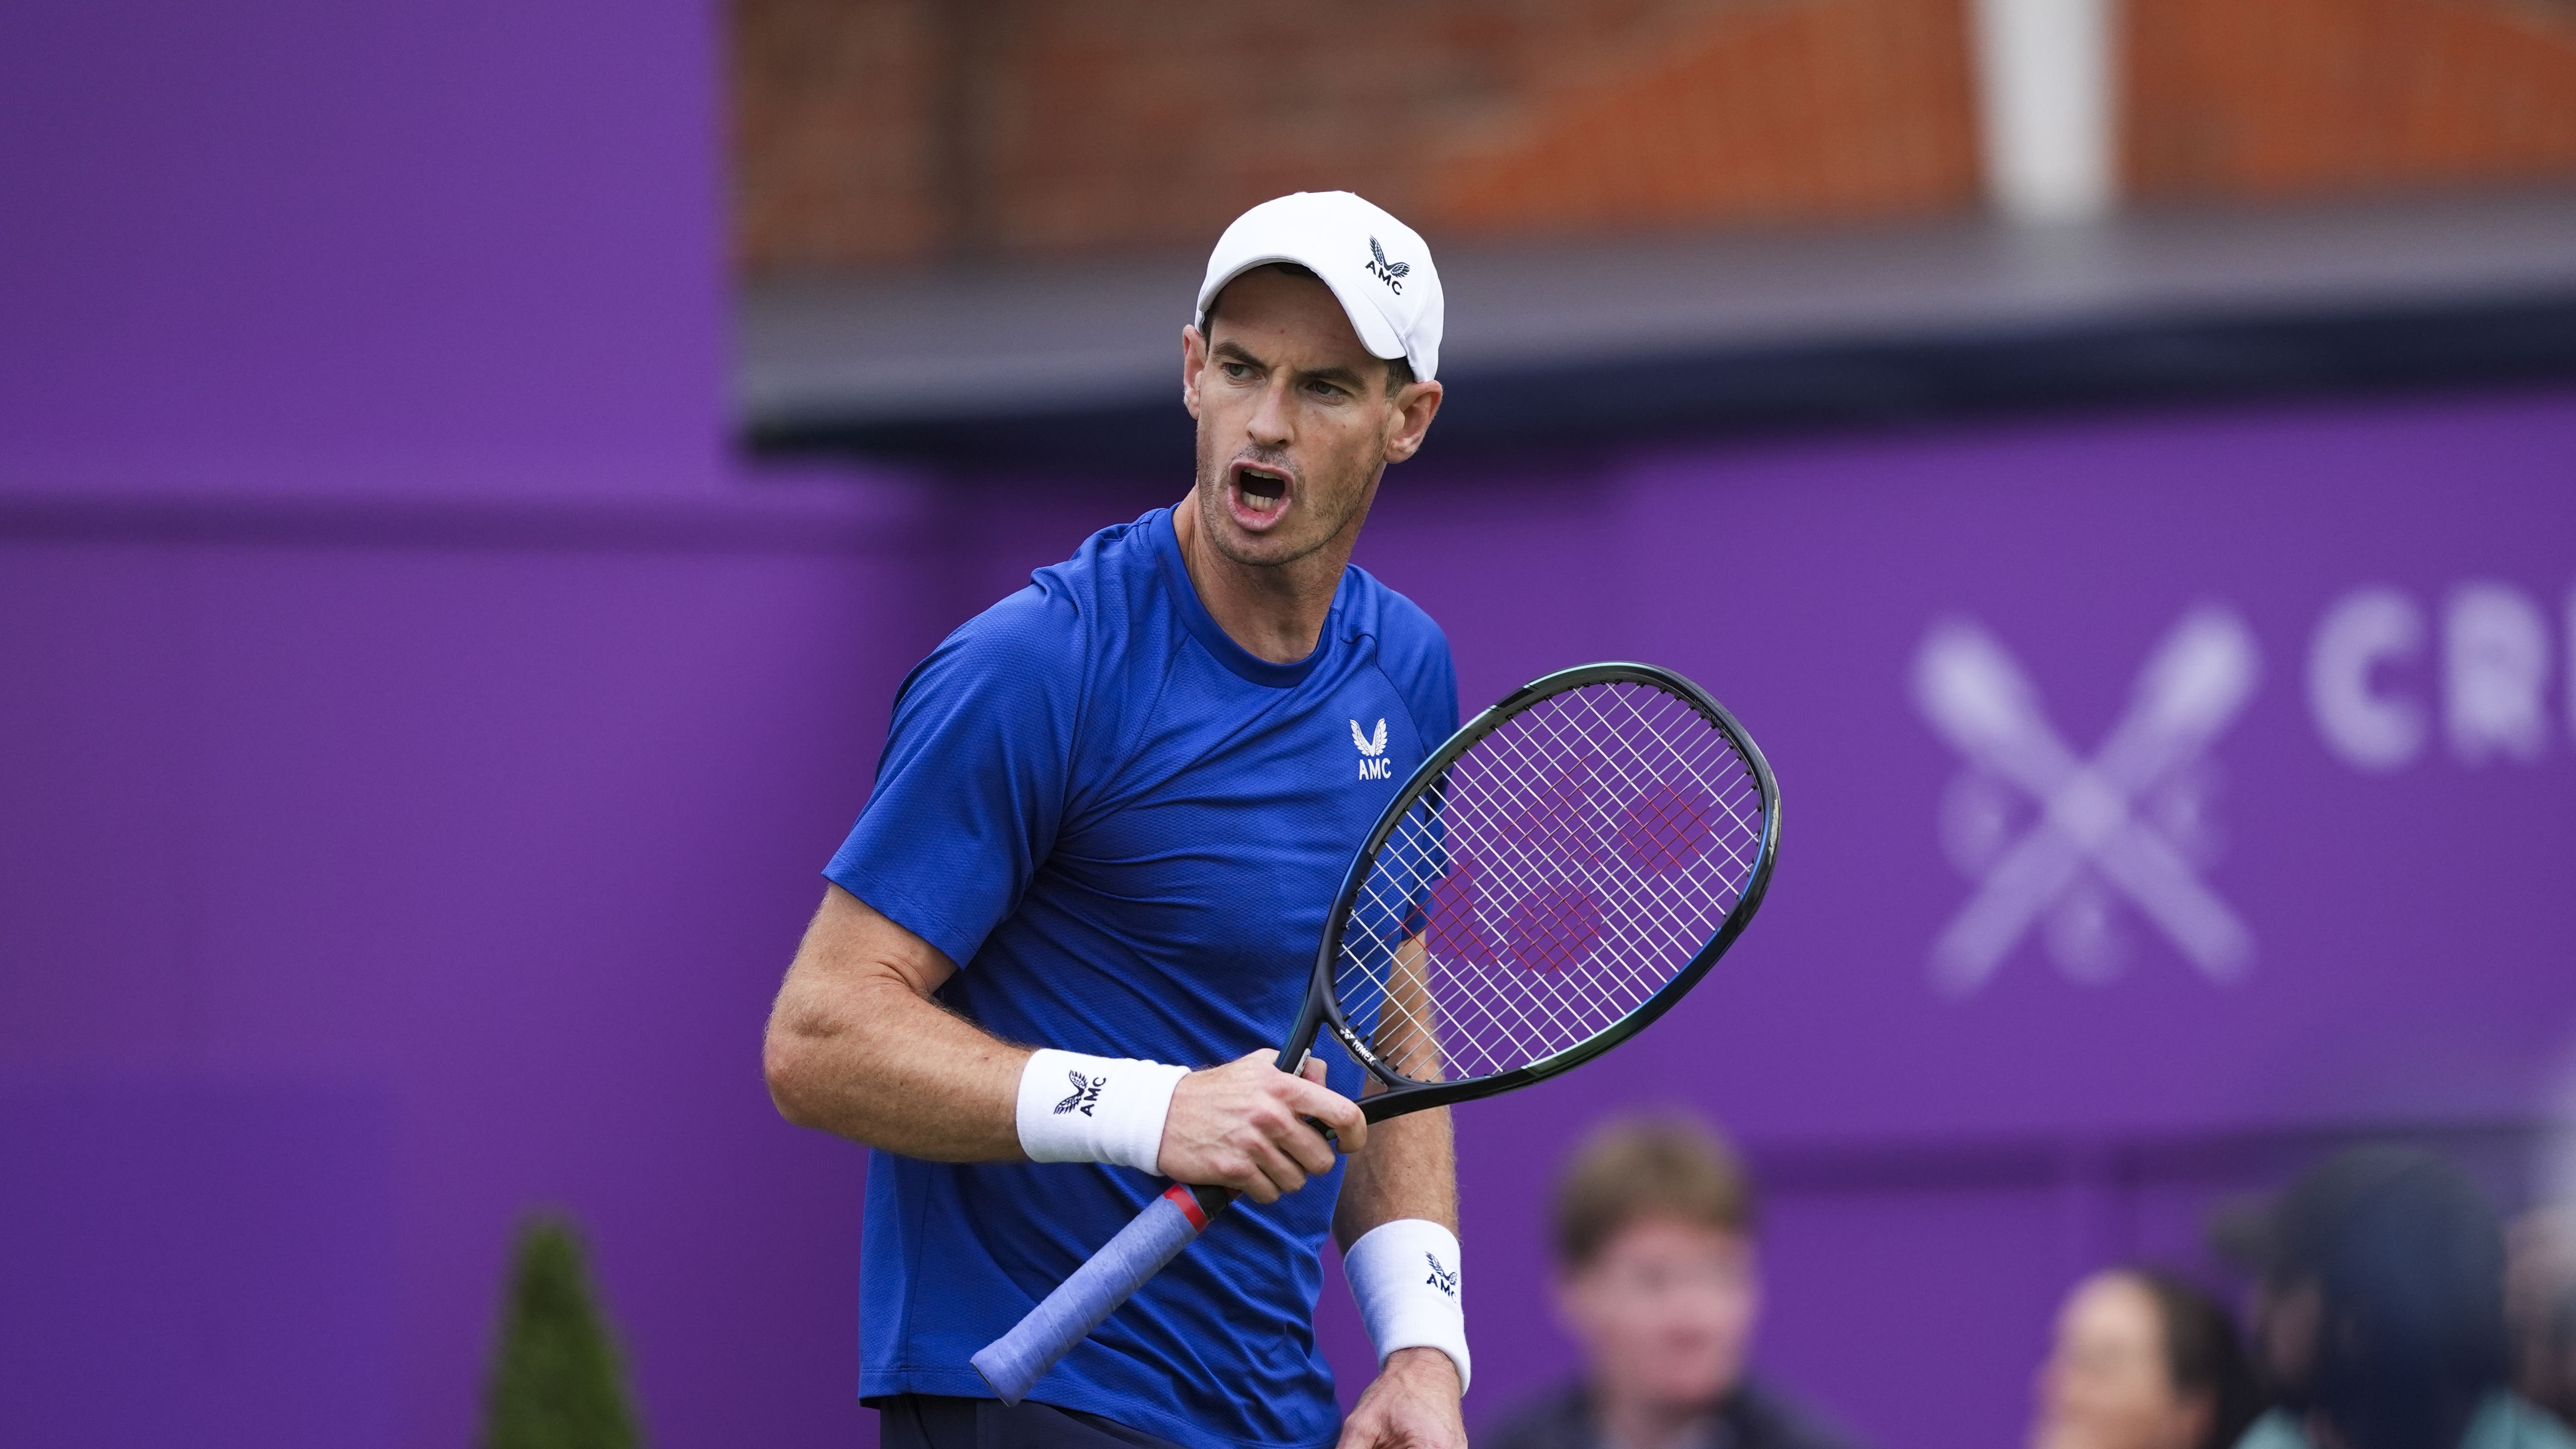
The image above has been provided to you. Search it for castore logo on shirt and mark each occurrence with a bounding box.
[1350,718,1391,779]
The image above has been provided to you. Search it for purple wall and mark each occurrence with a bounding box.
[0,0,726,500]
[1,2,924,1445]
[0,518,947,1448]
[9,3,2576,1447]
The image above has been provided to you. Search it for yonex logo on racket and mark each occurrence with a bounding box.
[1424,1253,1457,1297]
[1053,1071,1106,1117]
[1351,718,1391,779]
[1364,237,1409,294]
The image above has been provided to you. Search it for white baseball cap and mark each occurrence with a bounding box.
[1194,191,1443,382]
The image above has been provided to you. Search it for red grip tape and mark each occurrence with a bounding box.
[1162,1184,1209,1231]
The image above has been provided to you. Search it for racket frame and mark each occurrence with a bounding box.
[1294,660,1780,1123]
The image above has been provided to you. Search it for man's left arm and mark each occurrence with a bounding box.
[1331,931,1466,1449]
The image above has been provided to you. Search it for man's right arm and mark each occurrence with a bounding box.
[763,882,1023,1160]
[761,883,1366,1199]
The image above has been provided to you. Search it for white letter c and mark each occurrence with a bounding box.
[2310,588,2425,772]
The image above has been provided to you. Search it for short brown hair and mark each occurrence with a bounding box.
[1552,1115,1758,1270]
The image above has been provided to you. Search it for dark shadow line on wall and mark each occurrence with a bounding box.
[745,291,2576,480]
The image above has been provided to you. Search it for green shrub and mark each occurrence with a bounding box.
[481,1214,644,1449]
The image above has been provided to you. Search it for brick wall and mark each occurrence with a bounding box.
[730,0,1980,273]
[732,0,947,268]
[1429,0,1980,234]
[2125,0,2576,201]
[730,0,2576,274]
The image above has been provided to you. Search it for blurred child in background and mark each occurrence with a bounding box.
[1483,1116,1861,1449]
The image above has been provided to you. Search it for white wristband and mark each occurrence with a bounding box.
[1342,1218,1470,1394]
[1014,1048,1188,1174]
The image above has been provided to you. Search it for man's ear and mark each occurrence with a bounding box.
[1382,379,1443,464]
[1181,324,1209,420]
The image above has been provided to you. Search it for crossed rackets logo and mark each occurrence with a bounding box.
[1913,606,2260,996]
[1423,1253,1457,1298]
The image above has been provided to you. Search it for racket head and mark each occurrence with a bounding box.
[1313,662,1779,1118]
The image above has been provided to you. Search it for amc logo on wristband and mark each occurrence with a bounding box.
[1053,1071,1107,1117]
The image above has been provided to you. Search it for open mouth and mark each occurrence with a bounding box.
[1228,461,1293,528]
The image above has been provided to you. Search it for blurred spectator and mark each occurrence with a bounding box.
[2218,1146,2571,1449]
[2506,1207,2576,1427]
[1483,1115,1860,1449]
[2031,1266,2261,1449]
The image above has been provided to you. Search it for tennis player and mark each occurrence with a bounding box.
[764,191,1465,1449]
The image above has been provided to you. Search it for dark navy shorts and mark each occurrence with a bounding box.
[870,1393,1183,1449]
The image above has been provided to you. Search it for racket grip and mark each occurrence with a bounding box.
[972,1184,1235,1404]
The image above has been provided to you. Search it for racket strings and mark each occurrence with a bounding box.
[1334,678,1766,1084]
[1345,694,1748,1079]
[1417,706,1749,1066]
[1439,699,1756,1065]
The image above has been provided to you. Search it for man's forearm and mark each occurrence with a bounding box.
[763,888,1030,1160]
[1332,1102,1469,1423]
[1333,1105,1457,1244]
[766,888,1367,1192]
[1336,931,1457,1241]
[767,973,1028,1159]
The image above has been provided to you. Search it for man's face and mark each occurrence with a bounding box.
[1557,1216,1761,1413]
[1182,266,1434,571]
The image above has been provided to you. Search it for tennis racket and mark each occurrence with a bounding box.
[973,661,1780,1403]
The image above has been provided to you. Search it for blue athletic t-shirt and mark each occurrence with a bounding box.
[825,506,1458,1449]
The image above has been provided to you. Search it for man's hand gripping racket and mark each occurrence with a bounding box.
[973,663,1781,1402]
